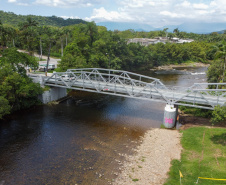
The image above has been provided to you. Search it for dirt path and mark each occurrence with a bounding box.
[113,128,182,185]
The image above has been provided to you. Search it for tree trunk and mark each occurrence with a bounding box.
[66,35,67,46]
[40,38,42,60]
[45,43,51,76]
[61,38,63,57]
[223,56,226,83]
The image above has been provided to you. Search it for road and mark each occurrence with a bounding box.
[18,49,61,67]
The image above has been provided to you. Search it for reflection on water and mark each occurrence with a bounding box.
[0,67,207,185]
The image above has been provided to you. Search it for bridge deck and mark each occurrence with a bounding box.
[41,68,226,110]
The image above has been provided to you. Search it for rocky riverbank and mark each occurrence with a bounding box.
[152,62,210,71]
[113,128,182,185]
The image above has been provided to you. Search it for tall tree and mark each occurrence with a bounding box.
[85,21,98,46]
[19,17,39,55]
[173,28,180,37]
[213,41,226,82]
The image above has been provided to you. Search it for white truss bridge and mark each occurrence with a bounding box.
[43,68,226,110]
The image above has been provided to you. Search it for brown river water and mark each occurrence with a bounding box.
[0,67,207,185]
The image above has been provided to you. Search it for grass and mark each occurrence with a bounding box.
[35,56,46,61]
[132,179,139,182]
[164,127,226,185]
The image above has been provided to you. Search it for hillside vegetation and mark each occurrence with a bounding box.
[0,11,87,27]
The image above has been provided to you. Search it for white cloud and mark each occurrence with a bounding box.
[88,0,226,27]
[193,3,209,10]
[8,0,17,2]
[8,0,30,6]
[160,11,184,18]
[180,1,191,8]
[85,7,132,22]
[8,0,103,7]
[5,0,226,27]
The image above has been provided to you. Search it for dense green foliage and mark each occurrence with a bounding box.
[211,105,226,124]
[0,11,86,27]
[206,41,226,124]
[0,48,43,119]
[58,23,215,71]
[1,12,226,71]
[165,127,226,185]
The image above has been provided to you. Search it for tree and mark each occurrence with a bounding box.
[0,47,38,76]
[19,17,39,55]
[211,105,226,125]
[163,28,168,38]
[0,96,11,119]
[173,28,179,37]
[0,48,43,116]
[213,41,226,82]
[85,21,98,46]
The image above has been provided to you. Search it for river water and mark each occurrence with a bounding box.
[0,67,207,185]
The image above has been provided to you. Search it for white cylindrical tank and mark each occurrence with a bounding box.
[163,104,177,128]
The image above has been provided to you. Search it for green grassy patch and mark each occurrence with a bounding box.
[132,179,139,182]
[164,127,226,185]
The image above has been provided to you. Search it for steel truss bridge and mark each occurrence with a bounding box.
[43,68,226,110]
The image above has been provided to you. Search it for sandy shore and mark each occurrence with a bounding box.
[113,128,182,185]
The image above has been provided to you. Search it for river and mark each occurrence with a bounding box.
[0,67,207,185]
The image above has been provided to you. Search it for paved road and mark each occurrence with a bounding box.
[18,50,61,67]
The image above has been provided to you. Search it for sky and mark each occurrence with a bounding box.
[1,0,226,28]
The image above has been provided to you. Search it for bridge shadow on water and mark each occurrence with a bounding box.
[0,91,165,185]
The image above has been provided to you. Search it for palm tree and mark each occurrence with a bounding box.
[23,17,38,29]
[173,28,179,37]
[163,28,168,38]
[20,17,39,55]
[214,41,226,82]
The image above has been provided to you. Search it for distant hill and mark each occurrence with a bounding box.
[97,22,154,32]
[97,21,226,34]
[217,30,226,34]
[0,10,87,27]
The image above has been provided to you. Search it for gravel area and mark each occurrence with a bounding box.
[114,128,182,185]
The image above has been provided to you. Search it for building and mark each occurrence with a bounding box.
[127,37,194,46]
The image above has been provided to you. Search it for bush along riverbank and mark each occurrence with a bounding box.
[164,127,226,185]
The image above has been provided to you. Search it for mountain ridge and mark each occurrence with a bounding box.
[0,10,87,27]
[97,21,226,34]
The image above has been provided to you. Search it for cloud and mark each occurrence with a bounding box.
[8,0,30,6]
[193,3,209,10]
[8,0,17,2]
[180,1,191,8]
[85,7,132,22]
[7,0,103,7]
[87,0,226,27]
[34,0,102,7]
[5,0,226,27]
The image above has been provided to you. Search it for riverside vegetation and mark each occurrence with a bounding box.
[0,11,225,123]
[165,127,226,185]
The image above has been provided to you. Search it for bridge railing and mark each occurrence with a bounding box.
[66,68,168,89]
[165,83,226,109]
[43,68,226,110]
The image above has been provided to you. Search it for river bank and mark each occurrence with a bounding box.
[113,113,225,185]
[152,62,210,71]
[113,128,182,185]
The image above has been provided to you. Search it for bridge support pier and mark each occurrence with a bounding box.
[39,87,67,104]
[163,104,178,128]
